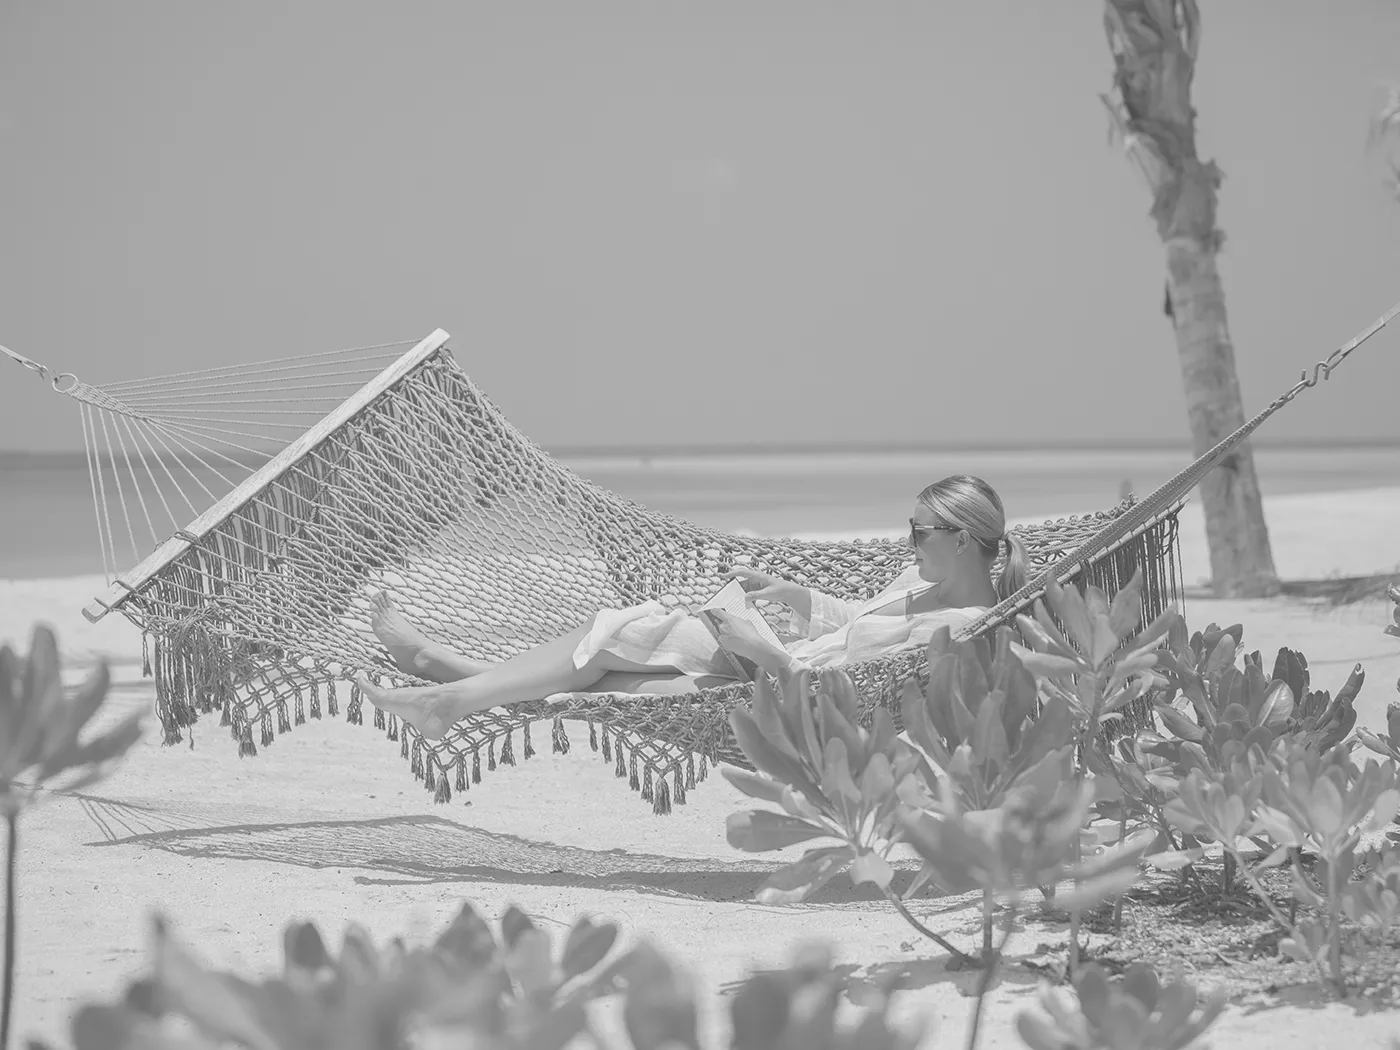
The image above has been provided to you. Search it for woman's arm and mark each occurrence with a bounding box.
[726,566,863,641]
[798,589,865,640]
[704,610,802,676]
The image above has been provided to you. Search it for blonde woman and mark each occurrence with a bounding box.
[356,474,1029,738]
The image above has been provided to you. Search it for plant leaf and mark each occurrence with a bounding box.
[1010,643,1082,680]
[721,767,787,804]
[1055,867,1141,912]
[850,850,894,890]
[730,708,823,801]
[1154,704,1204,743]
[561,920,619,980]
[149,917,280,1050]
[726,810,832,853]
[754,845,854,905]
[1145,848,1204,871]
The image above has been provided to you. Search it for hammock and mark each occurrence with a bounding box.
[2,307,1393,814]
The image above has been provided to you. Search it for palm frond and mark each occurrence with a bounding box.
[1367,83,1400,149]
[1368,84,1400,201]
[1101,0,1202,170]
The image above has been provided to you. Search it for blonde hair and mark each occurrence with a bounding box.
[915,474,1029,603]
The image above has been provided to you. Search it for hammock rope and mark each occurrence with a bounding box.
[1,303,1393,814]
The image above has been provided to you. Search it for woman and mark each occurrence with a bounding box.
[356,474,1029,739]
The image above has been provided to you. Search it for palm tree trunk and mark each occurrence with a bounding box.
[1166,230,1279,597]
[1102,0,1280,598]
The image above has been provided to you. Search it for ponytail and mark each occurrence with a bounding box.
[995,532,1031,604]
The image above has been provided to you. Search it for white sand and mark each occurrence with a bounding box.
[1,487,1398,1048]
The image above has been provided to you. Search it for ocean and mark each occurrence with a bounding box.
[3,443,1398,581]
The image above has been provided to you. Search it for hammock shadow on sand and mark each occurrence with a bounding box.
[74,793,946,906]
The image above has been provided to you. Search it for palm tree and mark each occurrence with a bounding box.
[1369,84,1400,199]
[1101,0,1279,598]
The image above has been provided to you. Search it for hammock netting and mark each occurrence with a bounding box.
[39,330,1204,813]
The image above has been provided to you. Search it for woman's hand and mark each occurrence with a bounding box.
[726,566,808,617]
[706,610,794,676]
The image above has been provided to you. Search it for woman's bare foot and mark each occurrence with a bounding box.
[369,591,490,681]
[355,673,458,740]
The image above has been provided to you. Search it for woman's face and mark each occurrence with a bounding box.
[909,503,963,584]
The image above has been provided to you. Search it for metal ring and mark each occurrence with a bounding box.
[51,372,78,394]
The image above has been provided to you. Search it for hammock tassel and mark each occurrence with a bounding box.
[601,728,613,763]
[260,711,274,748]
[455,755,469,793]
[412,741,424,779]
[522,721,534,760]
[641,763,654,802]
[551,717,569,755]
[309,681,321,720]
[401,731,410,761]
[433,767,452,804]
[588,719,598,753]
[628,752,640,792]
[327,679,339,718]
[487,740,497,771]
[387,713,398,741]
[238,725,257,758]
[672,766,686,807]
[685,753,696,791]
[614,740,626,779]
[472,748,482,783]
[293,688,306,727]
[141,633,151,678]
[500,730,516,767]
[653,775,671,816]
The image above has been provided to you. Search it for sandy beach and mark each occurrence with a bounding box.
[2,486,1398,1048]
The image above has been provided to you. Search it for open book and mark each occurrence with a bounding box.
[696,578,788,682]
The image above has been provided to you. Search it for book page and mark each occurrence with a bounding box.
[701,578,786,651]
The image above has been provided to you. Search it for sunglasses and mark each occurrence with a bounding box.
[908,519,961,547]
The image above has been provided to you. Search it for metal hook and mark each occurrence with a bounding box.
[0,344,50,380]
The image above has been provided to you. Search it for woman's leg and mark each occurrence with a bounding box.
[355,616,682,739]
[369,591,492,681]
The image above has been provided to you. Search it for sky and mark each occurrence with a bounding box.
[2,0,1399,454]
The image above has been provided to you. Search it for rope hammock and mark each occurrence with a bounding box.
[2,304,1394,813]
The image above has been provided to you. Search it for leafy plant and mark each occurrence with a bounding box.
[45,899,1238,1050]
[1136,625,1365,895]
[1358,702,1400,764]
[1009,569,1174,740]
[1341,845,1400,946]
[727,943,927,1050]
[899,626,1075,814]
[1016,962,1225,1050]
[899,749,1147,957]
[725,667,971,962]
[1006,568,1176,961]
[1149,626,1361,764]
[1164,734,1400,995]
[48,903,639,1050]
[1,624,143,1050]
[37,905,947,1050]
[1250,743,1399,990]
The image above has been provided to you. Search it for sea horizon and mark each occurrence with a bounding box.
[4,434,1400,469]
[4,440,1400,581]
